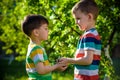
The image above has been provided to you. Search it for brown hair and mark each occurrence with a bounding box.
[72,0,99,20]
[21,14,49,37]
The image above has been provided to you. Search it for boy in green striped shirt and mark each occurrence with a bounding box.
[21,14,67,80]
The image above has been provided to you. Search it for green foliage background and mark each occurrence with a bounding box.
[0,0,120,80]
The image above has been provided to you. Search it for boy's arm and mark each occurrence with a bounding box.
[69,50,94,65]
[60,50,94,65]
[36,62,66,74]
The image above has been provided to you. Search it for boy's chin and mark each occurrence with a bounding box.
[41,38,48,41]
[79,26,85,31]
[44,39,48,40]
[79,25,87,31]
[79,28,85,31]
[44,37,48,40]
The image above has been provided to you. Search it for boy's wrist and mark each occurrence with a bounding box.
[54,63,59,70]
[67,58,74,64]
[67,58,71,63]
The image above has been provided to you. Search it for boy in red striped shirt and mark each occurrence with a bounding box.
[59,0,101,80]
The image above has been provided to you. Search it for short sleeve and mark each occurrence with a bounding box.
[30,48,45,65]
[83,34,96,51]
[83,32,101,51]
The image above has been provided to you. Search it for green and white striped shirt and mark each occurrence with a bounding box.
[26,43,52,80]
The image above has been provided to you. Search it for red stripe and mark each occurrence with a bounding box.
[76,54,100,60]
[93,55,100,60]
[84,33,100,40]
[74,74,99,80]
[76,53,84,58]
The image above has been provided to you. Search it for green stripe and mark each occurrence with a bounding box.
[43,51,48,60]
[31,45,48,60]
[74,64,99,70]
[31,46,42,52]
[28,72,52,79]
[26,57,33,63]
[78,42,101,50]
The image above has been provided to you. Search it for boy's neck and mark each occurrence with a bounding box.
[85,22,95,31]
[30,38,41,45]
[86,26,95,31]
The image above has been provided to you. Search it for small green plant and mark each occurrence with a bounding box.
[99,52,119,80]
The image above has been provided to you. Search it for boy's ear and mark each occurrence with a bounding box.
[33,29,39,36]
[88,13,93,20]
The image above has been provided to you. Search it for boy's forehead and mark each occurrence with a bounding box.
[73,10,82,18]
[41,23,48,27]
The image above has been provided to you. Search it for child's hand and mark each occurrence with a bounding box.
[58,57,69,64]
[56,63,68,71]
[55,57,69,71]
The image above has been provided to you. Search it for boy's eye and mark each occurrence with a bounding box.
[77,18,80,20]
[76,18,80,21]
[45,27,48,30]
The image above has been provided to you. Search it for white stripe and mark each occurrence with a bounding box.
[84,48,101,55]
[75,49,84,54]
[26,68,36,73]
[33,54,44,62]
[27,46,33,57]
[76,48,101,55]
[74,68,98,76]
[85,30,98,36]
[95,50,101,55]
[84,47,96,51]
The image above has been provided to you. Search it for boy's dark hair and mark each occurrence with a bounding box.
[72,0,99,20]
[21,14,49,37]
